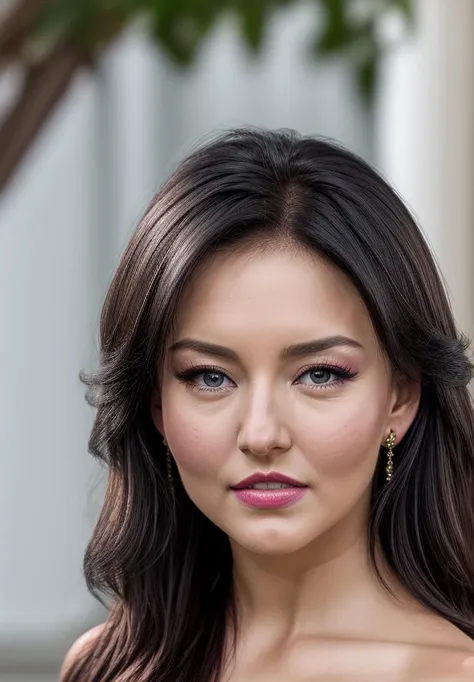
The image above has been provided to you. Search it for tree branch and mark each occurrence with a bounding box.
[0,0,50,61]
[0,2,131,194]
[0,40,86,193]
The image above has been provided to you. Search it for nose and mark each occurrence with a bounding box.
[237,386,292,458]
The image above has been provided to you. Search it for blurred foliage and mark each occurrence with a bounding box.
[0,0,414,192]
[34,0,414,103]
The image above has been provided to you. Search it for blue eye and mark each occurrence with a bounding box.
[194,370,231,389]
[174,363,357,394]
[293,364,357,389]
[173,365,234,392]
[297,367,334,386]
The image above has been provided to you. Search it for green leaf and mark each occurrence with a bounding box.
[30,0,413,105]
[390,0,414,22]
[34,0,104,47]
[356,52,378,104]
[315,0,353,55]
[240,0,267,53]
[150,0,219,66]
[34,0,77,42]
[106,0,146,10]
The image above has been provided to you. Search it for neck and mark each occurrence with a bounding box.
[230,502,412,644]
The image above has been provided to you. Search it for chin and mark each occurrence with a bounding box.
[229,522,316,555]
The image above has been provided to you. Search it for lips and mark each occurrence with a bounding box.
[230,471,307,490]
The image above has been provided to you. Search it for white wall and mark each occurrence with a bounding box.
[0,72,107,679]
[0,3,371,677]
[376,0,474,339]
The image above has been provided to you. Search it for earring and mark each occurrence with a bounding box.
[385,430,396,482]
[162,438,175,491]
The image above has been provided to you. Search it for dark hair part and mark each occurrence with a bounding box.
[65,127,474,681]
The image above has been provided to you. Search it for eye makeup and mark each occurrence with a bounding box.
[173,360,358,394]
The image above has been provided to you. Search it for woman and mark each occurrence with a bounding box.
[60,127,474,681]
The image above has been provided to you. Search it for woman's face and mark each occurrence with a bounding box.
[152,244,420,555]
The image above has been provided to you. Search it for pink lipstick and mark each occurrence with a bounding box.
[230,471,308,509]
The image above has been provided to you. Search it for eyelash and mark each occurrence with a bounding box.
[173,362,358,394]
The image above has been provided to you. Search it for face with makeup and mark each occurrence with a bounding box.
[151,242,420,556]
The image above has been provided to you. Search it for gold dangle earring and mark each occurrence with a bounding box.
[385,430,396,482]
[162,438,175,492]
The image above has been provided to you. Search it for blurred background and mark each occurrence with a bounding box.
[1,0,473,679]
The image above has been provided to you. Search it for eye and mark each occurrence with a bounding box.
[174,365,235,393]
[174,362,357,394]
[294,364,357,389]
[193,369,232,390]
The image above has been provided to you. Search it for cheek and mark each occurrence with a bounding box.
[161,390,230,479]
[302,396,386,480]
[162,392,233,522]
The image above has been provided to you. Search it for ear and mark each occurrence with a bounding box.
[385,374,421,445]
[150,388,164,437]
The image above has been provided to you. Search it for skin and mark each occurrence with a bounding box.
[150,242,474,681]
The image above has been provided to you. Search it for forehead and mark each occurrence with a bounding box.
[172,245,379,352]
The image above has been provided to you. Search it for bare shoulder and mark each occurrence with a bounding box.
[404,618,474,679]
[460,654,474,678]
[59,623,106,680]
[406,642,474,681]
[382,593,474,678]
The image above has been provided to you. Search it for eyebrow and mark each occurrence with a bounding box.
[169,335,364,361]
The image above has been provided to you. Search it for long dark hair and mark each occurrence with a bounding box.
[64,127,474,681]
